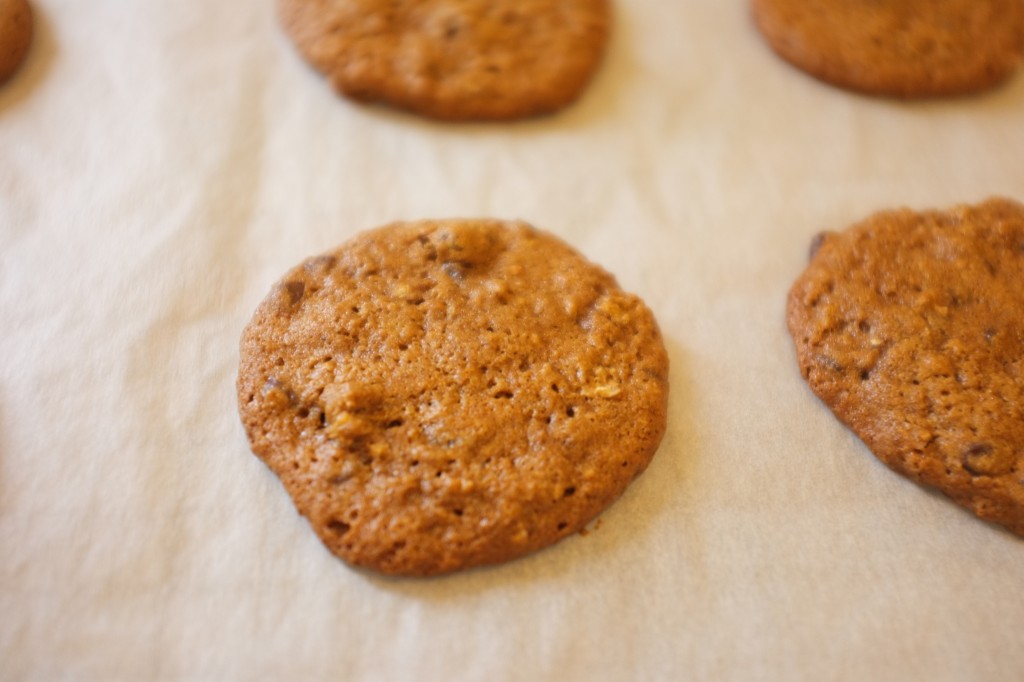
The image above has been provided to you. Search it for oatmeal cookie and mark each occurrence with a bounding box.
[238,219,669,575]
[788,198,1024,535]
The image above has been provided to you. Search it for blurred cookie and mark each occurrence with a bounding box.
[0,0,32,85]
[787,198,1024,535]
[277,0,611,120]
[238,219,669,575]
[752,0,1024,97]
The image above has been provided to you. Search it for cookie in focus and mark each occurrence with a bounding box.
[238,219,669,575]
[787,198,1024,535]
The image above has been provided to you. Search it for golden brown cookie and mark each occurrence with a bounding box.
[238,220,669,575]
[0,0,32,85]
[277,0,611,120]
[752,0,1024,97]
[788,198,1024,535]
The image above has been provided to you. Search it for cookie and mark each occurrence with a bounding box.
[238,219,669,575]
[752,0,1024,97]
[0,0,32,85]
[787,198,1024,535]
[277,0,611,120]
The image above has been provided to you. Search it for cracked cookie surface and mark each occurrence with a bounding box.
[238,219,668,575]
[752,0,1024,97]
[787,198,1024,535]
[277,0,610,120]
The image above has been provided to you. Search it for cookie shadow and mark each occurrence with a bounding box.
[796,59,1024,114]
[870,458,1024,544]
[916,68,1024,114]
[0,4,57,113]
[363,334,699,599]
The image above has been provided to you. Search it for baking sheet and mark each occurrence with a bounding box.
[2,1,1024,680]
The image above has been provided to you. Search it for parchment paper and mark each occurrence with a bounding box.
[3,1,1023,680]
